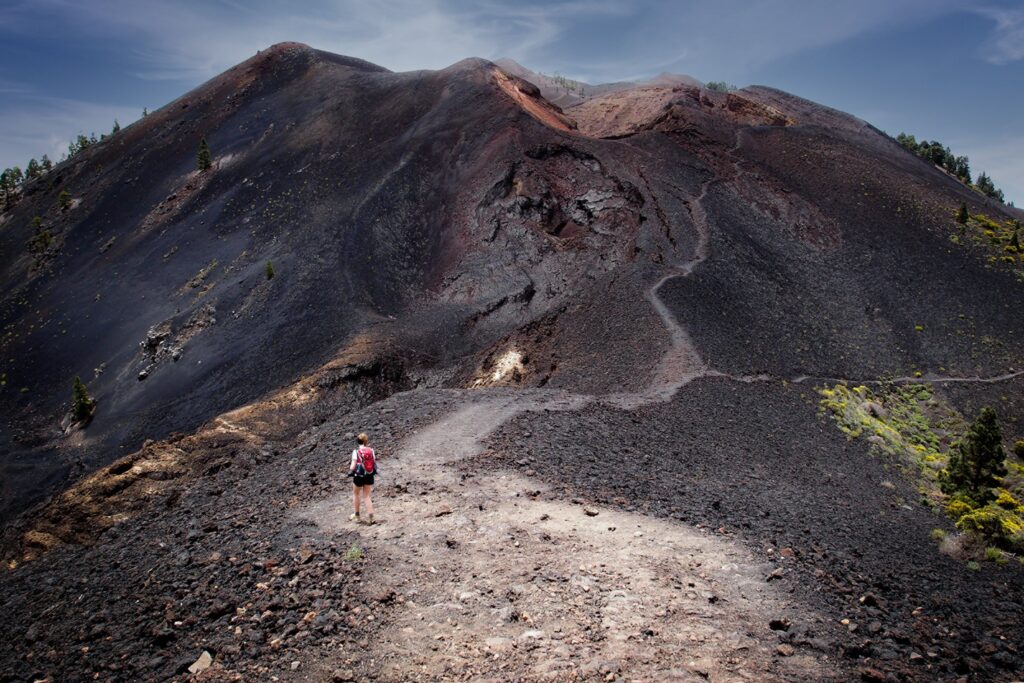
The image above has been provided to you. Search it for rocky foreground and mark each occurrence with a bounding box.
[4,375,1023,681]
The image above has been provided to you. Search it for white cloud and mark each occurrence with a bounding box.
[0,92,139,169]
[976,5,1024,64]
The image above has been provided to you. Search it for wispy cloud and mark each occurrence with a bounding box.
[976,5,1024,64]
[0,0,1022,188]
[0,89,138,169]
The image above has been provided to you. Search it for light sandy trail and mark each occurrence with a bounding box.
[299,129,1020,681]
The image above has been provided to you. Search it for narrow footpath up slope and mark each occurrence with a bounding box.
[299,158,843,677]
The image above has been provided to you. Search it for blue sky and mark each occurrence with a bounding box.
[1,0,1022,203]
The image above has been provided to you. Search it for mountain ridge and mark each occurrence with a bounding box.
[2,43,1023,682]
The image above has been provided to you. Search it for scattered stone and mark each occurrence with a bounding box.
[864,401,889,420]
[187,651,212,674]
[583,507,599,517]
[435,505,453,517]
[859,593,879,607]
[485,636,515,652]
[776,644,795,657]
[769,618,791,632]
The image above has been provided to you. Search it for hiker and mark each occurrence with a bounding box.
[348,432,377,524]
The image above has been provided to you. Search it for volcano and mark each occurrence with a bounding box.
[1,43,1023,682]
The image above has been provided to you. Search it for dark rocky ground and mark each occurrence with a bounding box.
[2,43,1024,683]
[483,378,1024,682]
[7,377,1021,681]
[0,388,464,683]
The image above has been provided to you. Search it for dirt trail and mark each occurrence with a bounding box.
[303,389,830,681]
[299,130,1020,680]
[301,132,838,681]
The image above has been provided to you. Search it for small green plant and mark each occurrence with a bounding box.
[931,528,947,541]
[197,137,213,172]
[58,190,71,211]
[265,260,275,279]
[1014,440,1024,458]
[956,202,969,225]
[71,376,96,422]
[984,546,1007,564]
[343,543,363,561]
[966,560,981,572]
[28,229,52,254]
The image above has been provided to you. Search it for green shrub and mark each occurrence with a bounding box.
[945,497,975,519]
[966,560,981,572]
[1014,439,1024,458]
[71,376,96,422]
[197,137,213,172]
[265,260,275,280]
[705,81,734,92]
[58,190,71,211]
[955,505,1023,550]
[956,202,968,224]
[983,546,1009,564]
[343,543,362,561]
[931,528,947,541]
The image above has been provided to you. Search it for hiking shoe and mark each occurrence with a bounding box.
[349,513,360,522]
[366,514,375,526]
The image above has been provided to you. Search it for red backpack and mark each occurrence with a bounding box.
[355,446,376,476]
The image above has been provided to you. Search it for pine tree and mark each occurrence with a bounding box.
[197,137,213,171]
[142,107,149,117]
[72,376,96,422]
[112,119,120,134]
[40,155,53,172]
[26,158,41,180]
[976,173,1004,202]
[0,170,10,209]
[956,202,968,224]
[0,168,19,210]
[1011,230,1020,252]
[58,190,71,211]
[265,260,275,279]
[941,407,1007,504]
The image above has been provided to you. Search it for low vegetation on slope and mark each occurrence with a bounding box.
[820,382,1024,561]
[951,206,1023,279]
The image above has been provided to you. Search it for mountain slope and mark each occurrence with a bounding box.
[2,46,1024,682]
[0,44,652,520]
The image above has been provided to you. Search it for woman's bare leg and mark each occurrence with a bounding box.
[352,484,361,516]
[363,485,374,518]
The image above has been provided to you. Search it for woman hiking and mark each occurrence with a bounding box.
[348,432,377,524]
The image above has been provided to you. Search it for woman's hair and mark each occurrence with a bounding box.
[357,432,369,445]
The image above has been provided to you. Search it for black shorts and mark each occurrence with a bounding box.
[353,473,375,487]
